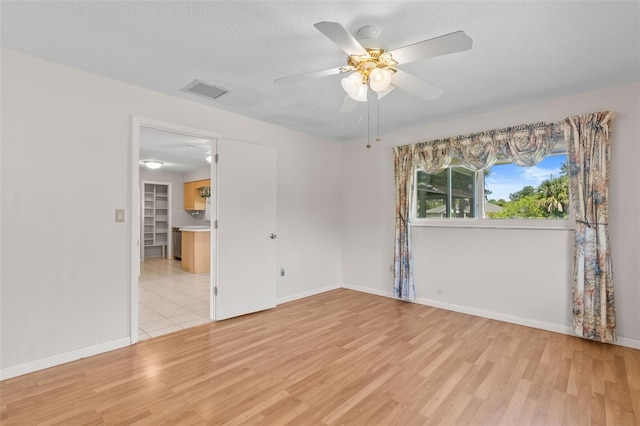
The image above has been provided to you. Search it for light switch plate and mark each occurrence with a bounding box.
[115,209,125,222]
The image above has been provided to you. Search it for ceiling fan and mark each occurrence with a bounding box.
[274,22,473,110]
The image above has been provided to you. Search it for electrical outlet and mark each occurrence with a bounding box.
[280,268,285,277]
[115,209,125,222]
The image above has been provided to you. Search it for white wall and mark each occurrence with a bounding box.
[342,82,640,348]
[0,50,342,375]
[184,165,211,183]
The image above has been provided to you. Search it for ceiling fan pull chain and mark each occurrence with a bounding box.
[366,93,372,149]
[376,95,381,144]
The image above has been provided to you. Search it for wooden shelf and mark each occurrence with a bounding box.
[143,182,170,259]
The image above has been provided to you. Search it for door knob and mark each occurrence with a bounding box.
[269,233,277,239]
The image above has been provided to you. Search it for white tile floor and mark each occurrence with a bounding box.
[138,257,211,340]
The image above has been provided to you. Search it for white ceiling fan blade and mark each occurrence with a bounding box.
[391,70,443,101]
[274,67,349,84]
[338,94,358,113]
[377,85,395,100]
[314,21,369,56]
[388,31,473,64]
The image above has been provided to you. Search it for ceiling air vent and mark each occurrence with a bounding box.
[181,79,229,100]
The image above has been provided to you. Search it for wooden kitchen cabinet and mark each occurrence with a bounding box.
[181,230,210,273]
[183,178,211,210]
[183,181,199,210]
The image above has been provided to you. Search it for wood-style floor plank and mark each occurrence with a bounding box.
[1,288,639,425]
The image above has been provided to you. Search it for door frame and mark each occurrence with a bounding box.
[130,116,220,344]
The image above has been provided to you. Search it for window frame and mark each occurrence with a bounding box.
[411,150,574,231]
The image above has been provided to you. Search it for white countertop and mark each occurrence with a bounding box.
[178,226,211,232]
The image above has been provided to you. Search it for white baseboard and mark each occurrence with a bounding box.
[616,336,640,350]
[413,296,574,336]
[342,282,394,299]
[341,283,640,350]
[0,337,131,381]
[277,283,341,305]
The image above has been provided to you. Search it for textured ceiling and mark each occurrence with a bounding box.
[140,127,212,173]
[2,1,639,144]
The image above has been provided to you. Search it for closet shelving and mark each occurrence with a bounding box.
[143,182,170,258]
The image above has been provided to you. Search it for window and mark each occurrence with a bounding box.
[416,167,477,218]
[413,152,571,226]
[484,154,569,220]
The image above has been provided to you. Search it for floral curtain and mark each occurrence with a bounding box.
[393,144,415,301]
[565,112,616,342]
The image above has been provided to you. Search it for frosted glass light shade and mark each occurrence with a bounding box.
[369,68,392,92]
[348,82,368,102]
[341,72,362,96]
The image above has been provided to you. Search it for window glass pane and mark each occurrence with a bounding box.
[484,155,569,219]
[416,168,477,219]
[451,168,476,218]
[416,170,448,218]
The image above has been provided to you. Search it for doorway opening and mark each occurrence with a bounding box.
[131,117,220,343]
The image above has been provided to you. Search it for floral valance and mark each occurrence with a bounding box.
[413,121,563,173]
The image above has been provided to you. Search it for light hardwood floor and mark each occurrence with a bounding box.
[1,289,638,425]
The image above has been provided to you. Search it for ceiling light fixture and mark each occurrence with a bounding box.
[143,160,163,169]
[338,49,398,148]
[340,48,397,101]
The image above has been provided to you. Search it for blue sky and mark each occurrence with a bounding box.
[485,155,566,201]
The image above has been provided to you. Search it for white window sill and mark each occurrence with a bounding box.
[411,218,574,231]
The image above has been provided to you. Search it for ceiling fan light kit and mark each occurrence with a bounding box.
[275,21,473,147]
[341,48,398,100]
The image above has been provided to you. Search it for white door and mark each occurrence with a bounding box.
[214,139,277,320]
